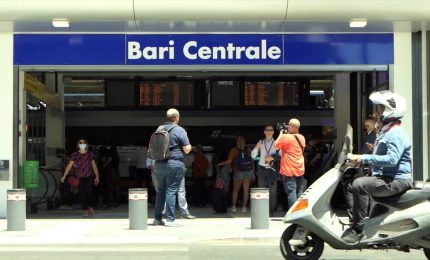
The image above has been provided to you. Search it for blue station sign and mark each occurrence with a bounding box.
[14,34,393,66]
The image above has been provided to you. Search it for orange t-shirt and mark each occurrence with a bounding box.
[274,134,305,177]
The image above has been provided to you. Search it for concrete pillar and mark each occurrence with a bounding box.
[334,73,351,153]
[0,33,15,218]
[421,29,429,181]
[44,73,65,167]
[393,31,413,144]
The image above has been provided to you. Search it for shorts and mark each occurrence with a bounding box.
[233,170,254,180]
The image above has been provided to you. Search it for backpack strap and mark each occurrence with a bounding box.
[164,124,179,152]
[164,124,177,133]
[293,134,304,154]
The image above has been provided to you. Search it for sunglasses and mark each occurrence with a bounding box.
[79,142,86,144]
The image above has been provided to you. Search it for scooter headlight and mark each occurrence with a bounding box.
[291,199,308,213]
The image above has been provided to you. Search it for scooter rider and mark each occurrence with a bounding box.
[344,90,413,244]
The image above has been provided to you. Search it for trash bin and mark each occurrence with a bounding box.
[22,160,39,190]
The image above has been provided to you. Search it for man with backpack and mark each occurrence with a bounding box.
[149,108,192,227]
[274,118,306,211]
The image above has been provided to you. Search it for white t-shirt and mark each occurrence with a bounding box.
[251,138,277,167]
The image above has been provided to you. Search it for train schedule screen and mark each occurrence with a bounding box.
[244,81,299,106]
[211,80,240,106]
[139,81,195,106]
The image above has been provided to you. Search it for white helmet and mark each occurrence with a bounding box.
[369,90,406,121]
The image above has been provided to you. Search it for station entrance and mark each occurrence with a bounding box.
[19,69,388,217]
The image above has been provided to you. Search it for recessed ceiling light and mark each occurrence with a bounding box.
[349,19,367,28]
[52,19,69,28]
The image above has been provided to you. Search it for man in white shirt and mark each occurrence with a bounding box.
[251,124,278,216]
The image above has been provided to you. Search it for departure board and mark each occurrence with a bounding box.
[211,80,240,106]
[244,81,299,106]
[139,81,194,106]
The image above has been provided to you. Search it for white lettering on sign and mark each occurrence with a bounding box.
[127,40,282,61]
[251,192,270,200]
[7,193,26,201]
[128,40,175,60]
[183,41,197,60]
[129,193,148,201]
[182,40,281,60]
[128,41,142,59]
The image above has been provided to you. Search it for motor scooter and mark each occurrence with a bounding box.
[280,125,430,260]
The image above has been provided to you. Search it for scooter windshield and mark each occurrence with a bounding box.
[337,124,353,165]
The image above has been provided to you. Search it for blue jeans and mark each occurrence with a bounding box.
[154,159,185,222]
[162,177,190,216]
[282,175,305,210]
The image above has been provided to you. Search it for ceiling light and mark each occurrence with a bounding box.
[349,19,367,28]
[52,19,69,28]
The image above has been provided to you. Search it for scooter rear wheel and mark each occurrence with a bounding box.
[424,248,430,259]
[280,224,324,260]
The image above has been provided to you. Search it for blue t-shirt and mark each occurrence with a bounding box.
[164,122,190,162]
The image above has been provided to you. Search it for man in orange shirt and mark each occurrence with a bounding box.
[192,144,210,207]
[274,118,306,210]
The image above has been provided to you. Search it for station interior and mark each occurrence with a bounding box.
[23,69,388,214]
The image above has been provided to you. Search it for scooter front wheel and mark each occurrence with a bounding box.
[280,224,324,260]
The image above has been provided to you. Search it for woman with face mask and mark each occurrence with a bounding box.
[61,138,100,217]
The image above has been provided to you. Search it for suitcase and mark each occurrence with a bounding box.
[211,189,228,213]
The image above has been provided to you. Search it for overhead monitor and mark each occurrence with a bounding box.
[139,81,195,106]
[106,80,136,107]
[244,81,299,106]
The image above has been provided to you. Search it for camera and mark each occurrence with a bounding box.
[276,122,289,133]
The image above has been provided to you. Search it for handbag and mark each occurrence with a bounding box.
[67,175,80,187]
[214,177,224,190]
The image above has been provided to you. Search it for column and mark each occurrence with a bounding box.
[393,32,413,144]
[0,33,15,218]
[334,73,351,153]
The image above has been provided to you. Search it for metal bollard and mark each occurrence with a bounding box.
[7,189,26,231]
[129,188,147,230]
[250,188,269,229]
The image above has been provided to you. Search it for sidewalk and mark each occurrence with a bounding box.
[0,206,287,245]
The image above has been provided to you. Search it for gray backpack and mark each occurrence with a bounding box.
[148,124,177,160]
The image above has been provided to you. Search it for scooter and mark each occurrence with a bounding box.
[280,125,430,260]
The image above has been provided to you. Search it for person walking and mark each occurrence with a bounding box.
[274,118,306,211]
[192,144,210,207]
[251,124,278,216]
[61,138,100,217]
[218,136,254,213]
[152,108,192,227]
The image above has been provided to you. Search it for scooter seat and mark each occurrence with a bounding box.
[373,189,428,210]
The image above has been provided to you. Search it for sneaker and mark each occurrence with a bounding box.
[88,207,95,216]
[342,227,364,244]
[165,221,183,227]
[152,219,165,226]
[230,207,237,213]
[181,213,196,219]
[82,210,90,217]
[241,207,247,213]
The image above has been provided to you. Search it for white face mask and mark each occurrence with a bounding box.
[79,143,87,150]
